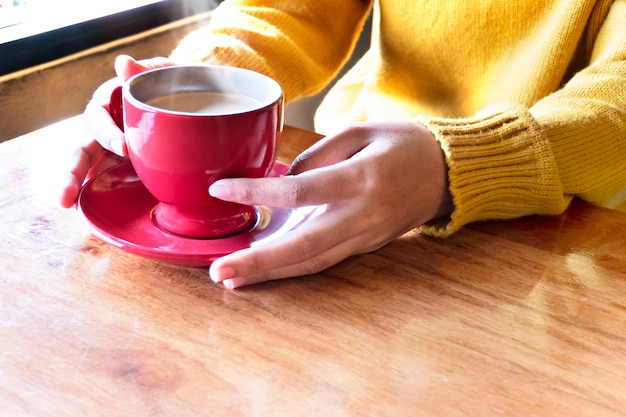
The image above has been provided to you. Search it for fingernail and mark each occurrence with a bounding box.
[224,277,247,290]
[208,182,229,199]
[209,265,236,282]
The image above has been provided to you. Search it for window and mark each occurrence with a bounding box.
[0,0,221,76]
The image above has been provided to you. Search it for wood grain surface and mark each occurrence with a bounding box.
[1,116,626,417]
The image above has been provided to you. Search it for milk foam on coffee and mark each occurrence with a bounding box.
[147,91,261,115]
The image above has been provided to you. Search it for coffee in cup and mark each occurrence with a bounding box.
[145,91,262,115]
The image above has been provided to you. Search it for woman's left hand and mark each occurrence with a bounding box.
[208,121,453,289]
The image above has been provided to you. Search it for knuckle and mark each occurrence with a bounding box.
[291,149,313,168]
[295,232,316,261]
[237,183,256,204]
[304,256,331,276]
[281,179,307,207]
[294,234,330,276]
[246,251,263,273]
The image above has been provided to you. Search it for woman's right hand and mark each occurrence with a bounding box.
[59,55,175,208]
[84,55,175,156]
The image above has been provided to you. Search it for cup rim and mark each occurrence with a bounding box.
[123,65,284,117]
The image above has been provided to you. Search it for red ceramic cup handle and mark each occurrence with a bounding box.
[109,85,124,132]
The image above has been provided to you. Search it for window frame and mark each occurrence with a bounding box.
[0,0,219,76]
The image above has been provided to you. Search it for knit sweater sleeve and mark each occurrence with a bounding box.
[418,1,626,237]
[169,0,372,103]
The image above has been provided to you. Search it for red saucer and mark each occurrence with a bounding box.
[76,160,324,267]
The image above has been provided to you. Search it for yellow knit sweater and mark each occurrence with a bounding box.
[171,0,626,236]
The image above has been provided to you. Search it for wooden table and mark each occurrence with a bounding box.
[2,116,626,417]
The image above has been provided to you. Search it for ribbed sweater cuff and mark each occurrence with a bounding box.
[415,103,570,237]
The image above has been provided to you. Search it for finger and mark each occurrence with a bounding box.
[84,76,127,155]
[215,224,398,289]
[218,238,354,289]
[209,163,359,208]
[85,56,176,155]
[288,127,369,175]
[209,209,363,288]
[59,139,104,208]
[84,100,127,156]
[60,147,127,208]
[213,220,395,289]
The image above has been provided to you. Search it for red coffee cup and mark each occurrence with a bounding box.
[109,65,283,238]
